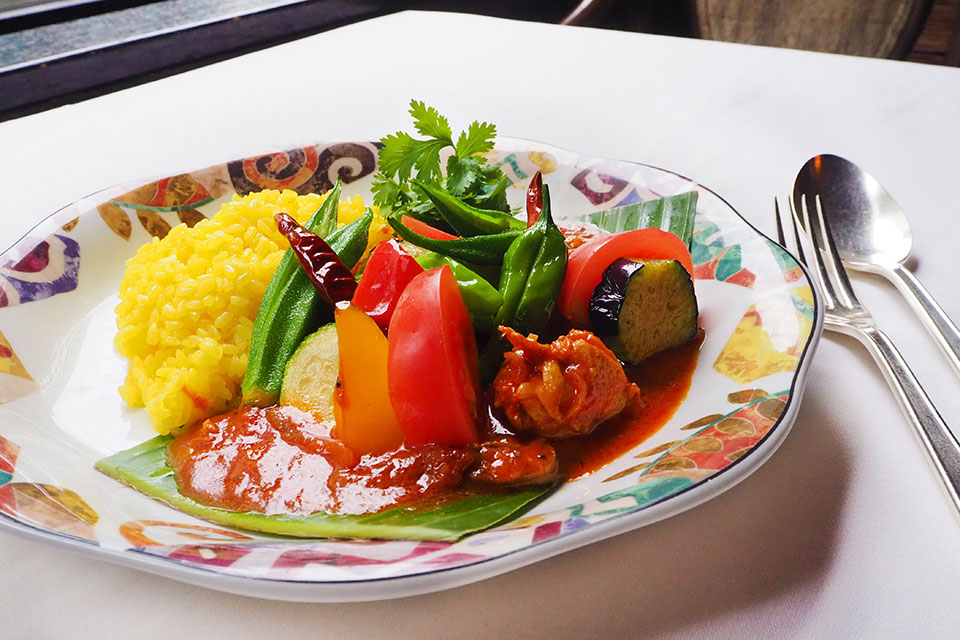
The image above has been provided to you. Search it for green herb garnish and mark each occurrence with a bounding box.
[372,100,511,228]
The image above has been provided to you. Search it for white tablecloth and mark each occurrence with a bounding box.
[3,11,960,638]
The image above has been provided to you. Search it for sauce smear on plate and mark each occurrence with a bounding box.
[168,335,701,516]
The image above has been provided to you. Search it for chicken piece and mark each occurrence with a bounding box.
[493,327,641,438]
[470,437,558,486]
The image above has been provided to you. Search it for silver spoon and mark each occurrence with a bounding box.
[794,154,960,378]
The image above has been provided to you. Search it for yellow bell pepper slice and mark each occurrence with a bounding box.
[333,302,405,456]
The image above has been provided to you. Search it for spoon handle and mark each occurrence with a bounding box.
[885,263,960,378]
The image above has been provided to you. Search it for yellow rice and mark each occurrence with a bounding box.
[115,188,388,434]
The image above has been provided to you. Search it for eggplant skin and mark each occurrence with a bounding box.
[589,259,645,335]
[588,258,698,364]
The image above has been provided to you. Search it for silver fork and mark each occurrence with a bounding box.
[776,195,960,515]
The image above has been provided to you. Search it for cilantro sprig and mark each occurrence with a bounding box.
[372,101,510,228]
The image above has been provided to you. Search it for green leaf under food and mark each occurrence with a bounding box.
[579,191,699,247]
[95,436,553,542]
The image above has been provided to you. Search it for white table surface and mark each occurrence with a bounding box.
[3,10,960,638]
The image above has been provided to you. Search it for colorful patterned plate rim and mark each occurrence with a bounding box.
[0,138,823,602]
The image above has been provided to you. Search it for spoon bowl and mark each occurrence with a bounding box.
[793,154,960,378]
[794,154,912,271]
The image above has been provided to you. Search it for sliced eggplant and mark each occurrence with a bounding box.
[589,258,698,363]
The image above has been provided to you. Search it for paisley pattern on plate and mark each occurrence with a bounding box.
[0,139,821,599]
[0,483,99,542]
[0,234,80,308]
[98,174,217,240]
[0,434,18,492]
[0,330,35,404]
[227,143,379,196]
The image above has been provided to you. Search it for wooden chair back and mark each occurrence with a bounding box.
[694,0,934,59]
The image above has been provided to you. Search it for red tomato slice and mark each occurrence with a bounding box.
[558,228,694,327]
[400,215,459,241]
[352,240,423,331]
[387,266,480,446]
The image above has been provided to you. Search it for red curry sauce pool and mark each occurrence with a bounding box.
[168,331,702,516]
[554,330,704,478]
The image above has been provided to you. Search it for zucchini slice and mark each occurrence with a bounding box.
[280,323,339,422]
[589,258,698,363]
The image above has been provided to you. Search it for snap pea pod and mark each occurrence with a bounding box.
[412,179,523,237]
[388,216,522,265]
[242,182,373,406]
[415,252,503,332]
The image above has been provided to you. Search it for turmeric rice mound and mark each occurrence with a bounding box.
[115,188,386,434]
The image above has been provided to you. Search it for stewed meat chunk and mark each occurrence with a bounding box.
[493,327,641,438]
[470,437,558,486]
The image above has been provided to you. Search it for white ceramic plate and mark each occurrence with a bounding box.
[0,139,822,601]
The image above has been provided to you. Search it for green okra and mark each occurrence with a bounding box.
[579,191,699,248]
[326,208,374,269]
[241,180,373,406]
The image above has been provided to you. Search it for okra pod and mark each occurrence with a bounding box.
[326,207,374,268]
[241,181,373,406]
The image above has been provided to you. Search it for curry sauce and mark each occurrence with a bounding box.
[168,332,701,517]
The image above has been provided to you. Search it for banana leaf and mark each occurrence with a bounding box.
[578,191,698,247]
[95,436,553,542]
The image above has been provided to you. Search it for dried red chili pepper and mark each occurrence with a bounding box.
[526,171,543,227]
[275,212,357,307]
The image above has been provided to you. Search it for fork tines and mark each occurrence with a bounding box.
[775,194,864,315]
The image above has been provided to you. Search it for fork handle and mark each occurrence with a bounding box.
[849,323,960,512]
[885,263,960,379]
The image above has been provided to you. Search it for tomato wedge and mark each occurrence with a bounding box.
[352,239,423,331]
[387,266,480,446]
[558,228,694,327]
[400,215,458,241]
